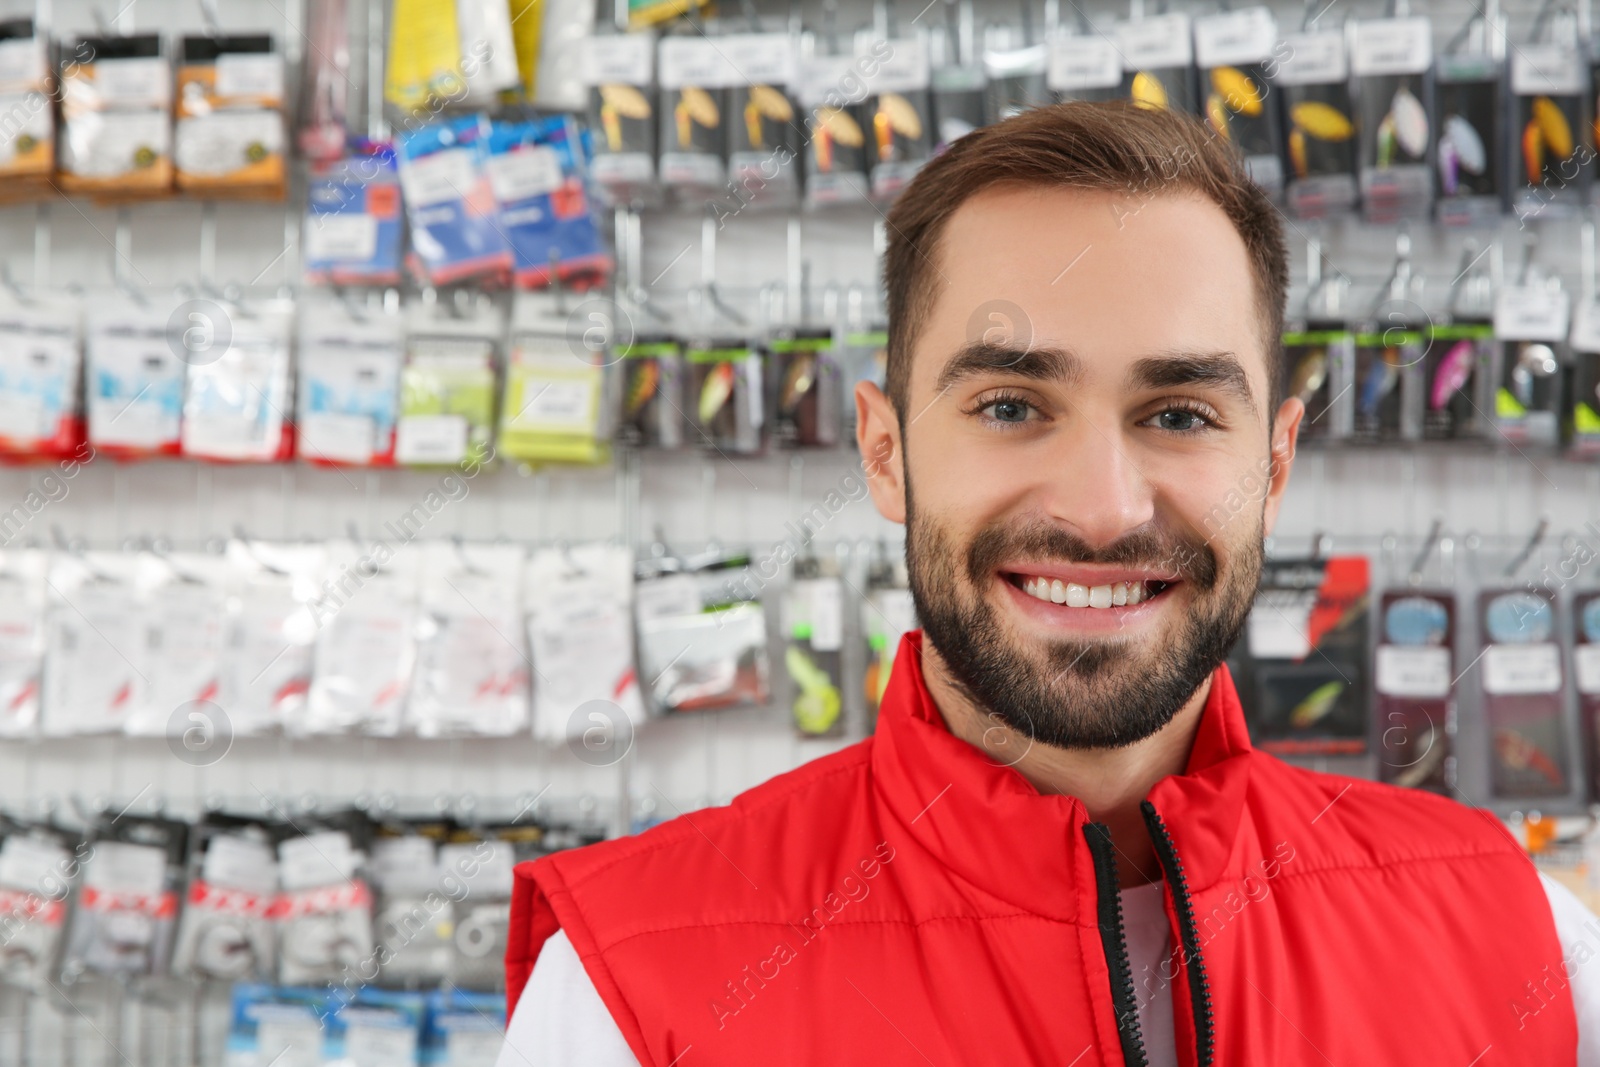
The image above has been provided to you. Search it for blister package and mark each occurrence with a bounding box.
[86,301,184,459]
[59,35,173,200]
[615,335,686,449]
[324,987,426,1067]
[125,549,229,738]
[60,816,187,981]
[527,543,643,743]
[1276,28,1359,219]
[0,298,84,462]
[1435,41,1505,226]
[500,296,610,465]
[399,300,501,469]
[766,327,841,448]
[397,116,512,287]
[221,538,322,736]
[485,116,612,289]
[0,550,45,738]
[797,52,871,207]
[1352,17,1435,223]
[273,823,373,987]
[370,831,453,987]
[439,835,516,991]
[635,553,769,714]
[1480,586,1576,800]
[686,338,763,454]
[41,552,144,736]
[1194,7,1283,197]
[1113,12,1196,114]
[1374,589,1456,794]
[1491,279,1571,448]
[722,33,801,210]
[784,552,845,737]
[657,34,731,196]
[181,303,294,462]
[176,35,286,200]
[1510,41,1589,222]
[0,826,84,988]
[302,543,419,737]
[222,983,332,1067]
[580,33,657,205]
[862,550,914,727]
[304,142,405,286]
[170,818,279,983]
[421,988,505,1066]
[296,300,405,467]
[863,35,933,204]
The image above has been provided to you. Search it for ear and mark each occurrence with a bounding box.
[855,380,906,525]
[1261,397,1303,538]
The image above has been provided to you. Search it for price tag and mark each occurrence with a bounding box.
[278,831,355,891]
[301,412,376,464]
[580,34,654,85]
[1375,645,1451,698]
[202,834,278,894]
[216,53,284,100]
[1351,17,1432,77]
[1247,591,1313,659]
[305,213,379,263]
[396,414,468,463]
[1272,31,1347,85]
[1495,286,1571,342]
[1511,44,1584,96]
[0,38,44,90]
[659,36,736,89]
[797,54,865,106]
[0,835,68,893]
[510,373,595,430]
[93,57,171,106]
[1194,7,1277,67]
[1483,643,1562,695]
[84,841,165,894]
[486,145,562,202]
[1047,36,1122,92]
[809,578,843,652]
[1115,13,1193,70]
[1575,644,1600,695]
[398,148,478,208]
[721,33,797,86]
[866,37,930,93]
[635,574,701,621]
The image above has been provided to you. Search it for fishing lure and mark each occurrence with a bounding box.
[1359,347,1401,415]
[1131,71,1167,110]
[1429,339,1474,410]
[873,92,923,161]
[1289,680,1344,728]
[599,84,650,153]
[1523,120,1544,185]
[1494,727,1564,786]
[624,360,660,418]
[1389,87,1428,158]
[743,85,792,149]
[1292,101,1354,141]
[787,645,841,735]
[812,106,862,172]
[1210,67,1262,116]
[1290,349,1327,404]
[1533,96,1573,158]
[697,360,736,426]
[779,353,817,415]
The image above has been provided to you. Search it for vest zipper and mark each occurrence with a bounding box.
[1082,822,1150,1067]
[1140,801,1216,1067]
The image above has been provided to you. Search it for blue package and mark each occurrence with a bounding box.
[304,140,404,286]
[223,983,340,1067]
[326,987,428,1066]
[485,117,613,290]
[421,989,506,1067]
[397,116,512,286]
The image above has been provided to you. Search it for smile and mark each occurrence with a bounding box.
[1001,572,1178,610]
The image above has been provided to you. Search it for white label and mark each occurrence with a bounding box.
[1495,286,1571,342]
[1375,645,1451,698]
[398,148,478,208]
[439,841,514,896]
[345,1018,416,1067]
[305,213,378,263]
[1115,13,1193,70]
[866,37,930,93]
[1194,7,1277,67]
[635,574,701,621]
[1352,17,1432,76]
[1273,31,1347,85]
[1047,35,1122,91]
[486,145,562,202]
[1247,593,1313,659]
[93,57,171,107]
[1511,44,1584,96]
[511,374,594,429]
[1571,300,1600,353]
[797,54,866,106]
[810,578,843,652]
[873,587,917,638]
[395,414,468,463]
[278,831,355,891]
[1577,644,1600,695]
[201,834,278,894]
[445,1027,504,1067]
[0,38,44,90]
[658,36,735,89]
[215,53,284,100]
[580,34,654,86]
[721,33,796,86]
[1483,643,1562,695]
[0,836,68,893]
[84,840,165,893]
[300,412,376,464]
[255,1016,323,1067]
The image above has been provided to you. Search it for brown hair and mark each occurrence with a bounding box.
[881,99,1288,430]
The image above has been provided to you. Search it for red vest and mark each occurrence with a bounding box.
[508,631,1576,1066]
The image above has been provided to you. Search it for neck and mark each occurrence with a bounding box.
[922,640,1212,889]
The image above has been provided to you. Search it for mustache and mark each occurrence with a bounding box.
[966,521,1219,590]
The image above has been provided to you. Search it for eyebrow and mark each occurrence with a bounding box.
[1126,352,1260,421]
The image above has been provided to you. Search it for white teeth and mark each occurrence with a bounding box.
[1018,576,1157,608]
[1065,583,1089,607]
[1112,583,1128,606]
[1050,579,1067,604]
[1088,584,1112,608]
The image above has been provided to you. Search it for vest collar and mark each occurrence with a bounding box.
[869,630,1256,916]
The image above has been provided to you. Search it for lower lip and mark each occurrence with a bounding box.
[997,575,1177,633]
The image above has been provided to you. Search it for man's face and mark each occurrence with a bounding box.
[859,185,1303,750]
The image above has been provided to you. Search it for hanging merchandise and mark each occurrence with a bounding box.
[59,34,173,200]
[369,830,453,986]
[1374,528,1455,794]
[453,0,522,107]
[175,35,287,200]
[398,116,514,287]
[1282,252,1354,443]
[224,984,336,1067]
[298,0,349,163]
[1113,9,1197,115]
[1352,15,1434,223]
[862,547,914,725]
[1492,270,1570,448]
[1047,29,1122,105]
[1570,290,1600,457]
[1511,38,1591,221]
[687,337,764,453]
[1433,14,1505,226]
[0,550,45,738]
[1351,238,1426,444]
[170,817,279,983]
[798,46,872,207]
[272,820,374,986]
[0,20,53,200]
[302,542,420,737]
[982,0,1050,119]
[526,543,644,744]
[721,31,801,209]
[1574,582,1600,800]
[440,832,519,991]
[500,293,610,465]
[486,115,613,289]
[657,33,733,196]
[0,824,81,986]
[509,0,545,102]
[407,542,530,738]
[41,552,143,736]
[1229,552,1371,755]
[1276,25,1359,219]
[324,988,428,1067]
[0,297,84,462]
[862,29,933,204]
[86,299,184,460]
[220,538,322,735]
[928,0,987,152]
[840,313,888,444]
[296,300,405,467]
[579,33,658,206]
[1479,567,1577,801]
[634,549,770,714]
[784,549,845,737]
[124,549,229,739]
[304,141,406,287]
[615,334,687,448]
[384,0,466,113]
[1194,6,1284,198]
[422,988,507,1064]
[181,302,295,463]
[766,327,842,448]
[398,295,500,469]
[1423,244,1495,442]
[60,815,187,981]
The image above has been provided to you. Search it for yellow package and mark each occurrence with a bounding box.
[175,35,286,200]
[58,35,173,202]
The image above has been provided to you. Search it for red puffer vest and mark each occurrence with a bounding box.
[507,631,1576,1066]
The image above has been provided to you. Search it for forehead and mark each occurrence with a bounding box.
[916,185,1264,386]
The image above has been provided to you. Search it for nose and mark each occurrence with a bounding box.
[1037,410,1156,549]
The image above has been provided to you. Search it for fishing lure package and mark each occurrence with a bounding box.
[1434,49,1505,226]
[439,834,517,991]
[1351,324,1426,444]
[486,116,612,289]
[1277,28,1359,219]
[616,335,687,448]
[1478,586,1578,801]
[302,543,419,737]
[41,552,143,736]
[1569,300,1600,457]
[1491,281,1570,447]
[766,327,842,448]
[634,553,770,714]
[324,987,427,1067]
[1113,12,1196,115]
[180,304,295,463]
[0,550,46,738]
[398,309,500,469]
[220,538,322,736]
[58,34,173,200]
[421,988,506,1065]
[687,338,764,454]
[86,301,184,459]
[798,53,872,206]
[1352,16,1435,223]
[274,821,374,986]
[1229,554,1371,756]
[526,543,645,744]
[1574,587,1600,800]
[397,116,512,287]
[60,816,188,982]
[170,817,279,983]
[369,832,452,986]
[657,35,730,196]
[1374,589,1456,794]
[1281,324,1355,443]
[0,20,53,200]
[983,22,1050,120]
[0,824,82,987]
[1421,320,1494,441]
[784,552,846,738]
[862,551,915,728]
[1046,33,1121,104]
[0,299,83,462]
[500,296,611,465]
[930,17,987,155]
[581,33,657,205]
[175,35,286,200]
[864,36,933,204]
[721,32,800,209]
[1511,42,1590,221]
[1193,6,1283,197]
[303,142,404,287]
[223,983,335,1067]
[124,550,229,739]
[296,301,405,467]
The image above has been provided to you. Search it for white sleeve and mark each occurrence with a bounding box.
[1539,872,1600,1066]
[495,928,641,1067]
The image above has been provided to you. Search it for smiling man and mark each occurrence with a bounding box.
[499,102,1600,1066]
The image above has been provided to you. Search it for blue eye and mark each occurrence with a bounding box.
[986,398,1032,423]
[1145,403,1218,433]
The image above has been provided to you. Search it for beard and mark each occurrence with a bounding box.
[905,472,1263,751]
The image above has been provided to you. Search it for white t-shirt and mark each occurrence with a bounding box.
[497,873,1600,1067]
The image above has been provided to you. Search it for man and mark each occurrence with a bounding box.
[499,101,1600,1065]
